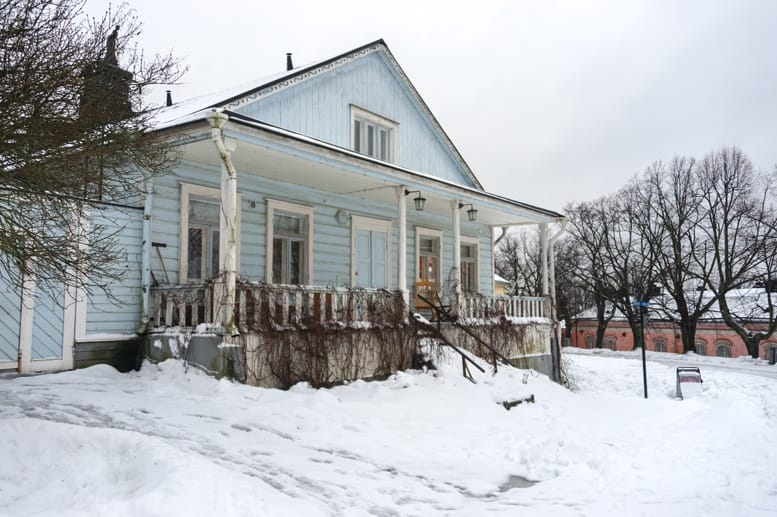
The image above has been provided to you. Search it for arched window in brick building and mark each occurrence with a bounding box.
[653,338,667,353]
[715,341,732,357]
[584,335,594,349]
[695,340,706,356]
[604,336,616,350]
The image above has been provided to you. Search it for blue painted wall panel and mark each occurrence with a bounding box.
[155,157,495,296]
[234,51,476,189]
[31,285,65,360]
[85,205,144,334]
[0,269,21,363]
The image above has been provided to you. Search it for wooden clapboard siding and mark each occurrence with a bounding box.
[85,204,144,334]
[234,51,475,189]
[156,153,495,294]
[0,269,21,364]
[30,285,65,360]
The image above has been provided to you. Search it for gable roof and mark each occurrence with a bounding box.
[153,39,484,190]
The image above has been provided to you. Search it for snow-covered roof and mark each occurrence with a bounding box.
[148,39,490,191]
[151,56,331,128]
[494,274,510,285]
[574,288,777,323]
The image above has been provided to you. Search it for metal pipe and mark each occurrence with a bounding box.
[206,109,238,335]
[140,178,153,329]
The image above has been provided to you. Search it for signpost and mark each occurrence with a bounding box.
[632,300,650,399]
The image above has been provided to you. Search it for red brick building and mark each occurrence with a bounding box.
[569,290,777,360]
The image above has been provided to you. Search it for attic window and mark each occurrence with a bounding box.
[351,106,396,162]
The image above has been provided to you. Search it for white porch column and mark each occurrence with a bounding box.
[540,223,550,296]
[206,111,238,335]
[451,200,462,316]
[540,222,549,296]
[396,186,408,308]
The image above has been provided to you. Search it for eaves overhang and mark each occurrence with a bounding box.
[154,110,565,226]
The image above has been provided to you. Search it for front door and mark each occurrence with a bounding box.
[352,216,391,289]
[355,229,388,288]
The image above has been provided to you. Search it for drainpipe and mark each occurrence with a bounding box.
[540,223,549,296]
[206,110,238,335]
[139,177,153,330]
[547,221,567,383]
[493,226,509,246]
[547,221,567,322]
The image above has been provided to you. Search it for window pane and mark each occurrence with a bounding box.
[290,240,302,284]
[353,120,361,153]
[379,129,387,160]
[210,229,220,279]
[188,228,203,280]
[420,238,434,254]
[190,199,219,224]
[274,214,302,235]
[367,124,375,156]
[273,238,284,283]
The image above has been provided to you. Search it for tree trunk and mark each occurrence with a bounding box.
[628,318,644,350]
[744,337,761,359]
[678,320,697,354]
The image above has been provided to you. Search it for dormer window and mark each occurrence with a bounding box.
[351,106,396,162]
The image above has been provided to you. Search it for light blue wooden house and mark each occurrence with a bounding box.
[1,40,564,384]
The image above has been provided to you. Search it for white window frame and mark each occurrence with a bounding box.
[415,227,443,286]
[460,236,480,293]
[350,215,392,288]
[350,105,397,163]
[266,199,314,285]
[179,183,241,283]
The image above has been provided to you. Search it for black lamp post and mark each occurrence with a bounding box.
[632,284,661,399]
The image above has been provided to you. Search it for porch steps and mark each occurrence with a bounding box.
[411,312,484,383]
[415,294,515,373]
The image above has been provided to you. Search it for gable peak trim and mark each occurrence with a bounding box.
[224,42,385,110]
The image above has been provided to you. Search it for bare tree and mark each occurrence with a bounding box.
[552,234,594,344]
[699,149,777,357]
[638,158,719,353]
[0,0,183,294]
[564,197,618,348]
[495,228,543,296]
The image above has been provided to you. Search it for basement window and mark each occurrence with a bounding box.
[351,106,396,162]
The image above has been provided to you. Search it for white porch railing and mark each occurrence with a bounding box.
[149,284,549,329]
[235,283,404,330]
[458,293,549,320]
[149,282,405,330]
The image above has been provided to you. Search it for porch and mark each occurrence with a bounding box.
[146,281,552,387]
[148,282,550,330]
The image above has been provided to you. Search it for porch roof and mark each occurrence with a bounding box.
[158,108,565,227]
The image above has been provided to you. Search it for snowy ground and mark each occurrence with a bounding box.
[1,348,776,517]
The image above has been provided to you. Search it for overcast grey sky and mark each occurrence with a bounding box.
[88,0,777,212]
